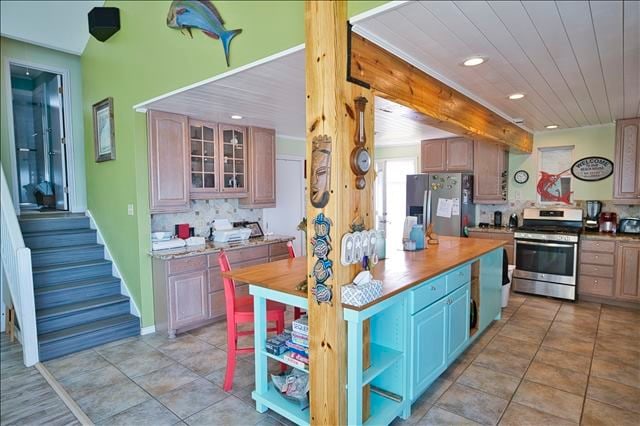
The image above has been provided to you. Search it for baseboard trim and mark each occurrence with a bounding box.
[140,325,156,335]
[35,363,92,425]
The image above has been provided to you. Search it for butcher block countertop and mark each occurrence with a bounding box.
[224,236,506,310]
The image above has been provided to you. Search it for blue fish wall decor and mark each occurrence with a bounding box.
[167,0,242,66]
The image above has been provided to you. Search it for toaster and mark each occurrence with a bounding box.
[619,218,640,234]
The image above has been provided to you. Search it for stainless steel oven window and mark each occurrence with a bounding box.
[514,239,578,285]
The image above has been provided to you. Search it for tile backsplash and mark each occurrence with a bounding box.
[477,200,640,225]
[151,199,262,237]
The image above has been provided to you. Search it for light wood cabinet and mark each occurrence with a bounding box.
[579,238,640,305]
[168,270,209,332]
[219,124,248,194]
[152,240,293,336]
[420,138,473,173]
[240,127,276,208]
[446,138,474,172]
[613,117,640,204]
[473,141,508,204]
[148,110,190,213]
[421,139,447,172]
[189,120,219,198]
[615,242,640,301]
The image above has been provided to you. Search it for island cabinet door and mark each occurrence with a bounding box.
[446,284,470,363]
[410,298,448,400]
[168,270,209,329]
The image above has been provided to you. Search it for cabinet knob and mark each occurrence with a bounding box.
[595,255,599,259]
[594,280,599,285]
[431,286,436,291]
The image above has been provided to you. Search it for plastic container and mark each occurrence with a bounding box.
[502,265,515,308]
[375,230,386,260]
[410,225,425,250]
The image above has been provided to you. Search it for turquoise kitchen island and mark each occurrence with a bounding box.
[225,237,506,425]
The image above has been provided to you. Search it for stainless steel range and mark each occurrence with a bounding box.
[513,207,583,301]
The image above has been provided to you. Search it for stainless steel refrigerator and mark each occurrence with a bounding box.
[406,173,475,237]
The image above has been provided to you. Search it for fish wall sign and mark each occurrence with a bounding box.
[167,0,242,67]
[571,157,614,182]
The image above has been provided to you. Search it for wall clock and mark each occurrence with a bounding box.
[514,170,529,184]
[350,96,369,190]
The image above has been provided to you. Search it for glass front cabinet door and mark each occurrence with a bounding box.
[189,120,219,197]
[219,124,247,193]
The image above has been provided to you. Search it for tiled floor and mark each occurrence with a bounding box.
[0,333,78,426]
[394,294,640,426]
[15,295,639,426]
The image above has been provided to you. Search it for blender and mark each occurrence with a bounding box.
[585,200,602,230]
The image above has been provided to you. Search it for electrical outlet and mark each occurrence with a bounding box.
[514,190,521,201]
[128,204,134,216]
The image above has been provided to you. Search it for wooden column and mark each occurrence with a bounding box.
[305,1,374,424]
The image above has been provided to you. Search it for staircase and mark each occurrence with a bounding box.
[19,214,140,361]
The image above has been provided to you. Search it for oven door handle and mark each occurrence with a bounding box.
[515,240,575,248]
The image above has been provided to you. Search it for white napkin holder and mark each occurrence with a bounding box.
[341,271,383,307]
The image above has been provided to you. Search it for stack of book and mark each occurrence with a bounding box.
[284,316,309,368]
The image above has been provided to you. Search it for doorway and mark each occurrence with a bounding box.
[9,63,68,211]
[375,158,416,252]
[263,155,306,256]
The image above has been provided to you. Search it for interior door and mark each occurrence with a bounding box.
[46,75,68,210]
[263,157,305,256]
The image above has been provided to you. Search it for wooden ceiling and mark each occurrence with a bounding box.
[354,1,640,132]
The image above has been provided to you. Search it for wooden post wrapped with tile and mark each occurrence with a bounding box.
[305,1,375,424]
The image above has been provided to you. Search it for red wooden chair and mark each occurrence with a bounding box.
[288,241,305,320]
[218,250,286,391]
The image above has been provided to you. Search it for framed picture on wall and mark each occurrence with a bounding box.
[93,97,115,162]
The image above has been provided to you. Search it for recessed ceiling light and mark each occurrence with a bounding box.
[463,57,485,67]
[230,115,243,120]
[545,124,559,129]
[508,93,525,100]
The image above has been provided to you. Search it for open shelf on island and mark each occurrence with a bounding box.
[363,343,403,386]
[364,391,404,426]
[470,260,480,338]
[261,350,309,373]
[253,385,310,426]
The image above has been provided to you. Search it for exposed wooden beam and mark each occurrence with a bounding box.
[305,1,375,424]
[348,32,533,153]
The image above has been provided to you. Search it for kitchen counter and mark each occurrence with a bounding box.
[226,236,506,310]
[581,231,640,242]
[467,226,515,234]
[149,235,294,259]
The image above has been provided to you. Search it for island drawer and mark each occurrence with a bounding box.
[269,242,290,258]
[410,276,446,314]
[446,266,471,293]
[581,240,615,253]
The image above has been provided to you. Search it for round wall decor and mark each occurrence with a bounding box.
[514,170,529,184]
[571,157,614,182]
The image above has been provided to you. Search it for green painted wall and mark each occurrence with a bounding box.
[81,1,389,326]
[375,144,420,162]
[509,124,616,201]
[277,137,305,157]
[1,37,87,211]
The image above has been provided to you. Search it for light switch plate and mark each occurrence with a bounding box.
[127,204,134,216]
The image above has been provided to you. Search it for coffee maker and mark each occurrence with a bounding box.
[599,212,617,234]
[585,200,602,230]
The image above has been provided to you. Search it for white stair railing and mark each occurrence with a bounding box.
[1,164,39,366]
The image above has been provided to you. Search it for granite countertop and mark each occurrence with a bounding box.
[149,235,295,259]
[468,226,515,234]
[581,231,640,242]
